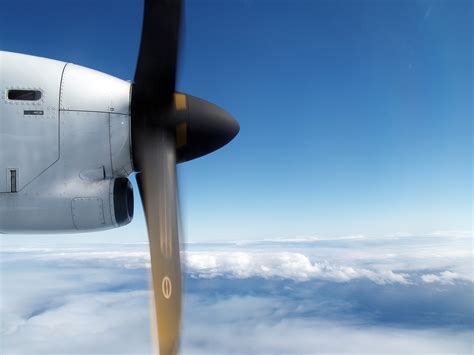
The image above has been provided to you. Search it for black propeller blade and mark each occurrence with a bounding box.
[130,0,239,354]
[133,0,182,113]
[132,1,183,354]
[136,129,181,355]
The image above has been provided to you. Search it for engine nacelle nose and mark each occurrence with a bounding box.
[174,94,240,163]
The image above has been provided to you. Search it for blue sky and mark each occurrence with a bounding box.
[1,0,471,242]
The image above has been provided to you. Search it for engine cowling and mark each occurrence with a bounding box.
[70,178,134,230]
[0,178,134,233]
[0,52,135,234]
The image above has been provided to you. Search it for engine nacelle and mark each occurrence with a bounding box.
[0,51,134,234]
[0,178,134,234]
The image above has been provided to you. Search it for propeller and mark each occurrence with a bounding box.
[131,1,239,354]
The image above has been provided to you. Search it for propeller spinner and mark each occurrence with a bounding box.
[131,0,239,354]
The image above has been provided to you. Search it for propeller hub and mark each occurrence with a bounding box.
[173,94,240,163]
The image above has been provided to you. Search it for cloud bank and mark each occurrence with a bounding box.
[1,234,472,354]
[184,251,410,284]
[182,295,472,355]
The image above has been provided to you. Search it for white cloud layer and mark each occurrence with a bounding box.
[184,251,409,284]
[421,271,473,285]
[182,295,473,355]
[1,234,472,354]
[2,233,472,285]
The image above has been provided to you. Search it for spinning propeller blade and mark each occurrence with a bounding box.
[131,1,239,354]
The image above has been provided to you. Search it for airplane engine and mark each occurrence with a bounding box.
[0,177,133,234]
[0,52,134,234]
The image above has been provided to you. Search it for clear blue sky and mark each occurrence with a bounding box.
[1,0,471,241]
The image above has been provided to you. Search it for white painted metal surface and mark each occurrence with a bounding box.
[0,51,134,233]
[60,63,131,114]
[0,51,65,192]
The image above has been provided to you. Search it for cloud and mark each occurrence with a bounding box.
[229,234,367,245]
[430,230,473,238]
[2,290,152,354]
[184,251,409,284]
[182,295,473,355]
[1,235,472,354]
[422,271,473,285]
[3,232,472,286]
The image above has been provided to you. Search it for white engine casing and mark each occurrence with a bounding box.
[0,51,134,233]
